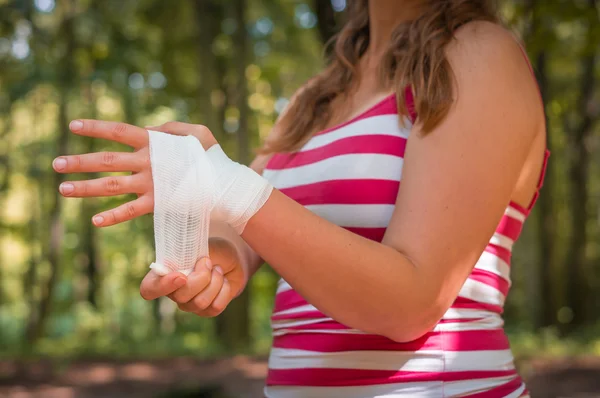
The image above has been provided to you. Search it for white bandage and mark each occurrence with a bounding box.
[147,130,272,276]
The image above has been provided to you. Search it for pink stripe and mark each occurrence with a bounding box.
[462,376,524,397]
[314,95,397,137]
[272,329,510,353]
[452,297,504,314]
[280,179,399,206]
[344,227,387,242]
[484,243,512,265]
[526,149,550,212]
[267,135,407,170]
[508,201,529,217]
[273,289,308,314]
[266,368,517,387]
[469,269,510,297]
[438,317,485,324]
[495,214,523,241]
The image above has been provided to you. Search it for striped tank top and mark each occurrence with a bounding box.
[261,92,549,397]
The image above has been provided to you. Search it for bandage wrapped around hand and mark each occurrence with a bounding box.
[147,131,273,276]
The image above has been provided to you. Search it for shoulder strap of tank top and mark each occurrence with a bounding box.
[510,33,551,212]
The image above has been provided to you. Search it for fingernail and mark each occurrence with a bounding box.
[59,183,74,195]
[174,277,186,288]
[92,215,104,225]
[215,266,223,275]
[204,258,213,270]
[70,120,83,131]
[53,158,67,171]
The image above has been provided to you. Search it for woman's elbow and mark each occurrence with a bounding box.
[376,302,448,343]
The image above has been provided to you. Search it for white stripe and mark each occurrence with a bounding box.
[263,153,403,190]
[474,251,511,282]
[458,278,506,306]
[434,316,504,331]
[445,349,516,371]
[305,204,394,228]
[444,376,517,397]
[273,303,316,317]
[300,114,409,151]
[276,279,292,293]
[271,318,333,332]
[268,347,444,372]
[268,347,515,372]
[264,378,522,398]
[272,328,365,336]
[265,381,442,398]
[441,307,501,320]
[505,206,526,222]
[506,383,527,398]
[490,233,514,250]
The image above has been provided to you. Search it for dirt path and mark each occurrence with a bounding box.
[1,356,600,398]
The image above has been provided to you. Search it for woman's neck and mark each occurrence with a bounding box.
[367,0,425,59]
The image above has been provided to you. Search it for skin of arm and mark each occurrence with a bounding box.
[234,23,543,342]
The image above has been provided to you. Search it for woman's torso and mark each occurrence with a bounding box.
[260,92,548,397]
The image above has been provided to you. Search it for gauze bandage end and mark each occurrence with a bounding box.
[148,130,273,276]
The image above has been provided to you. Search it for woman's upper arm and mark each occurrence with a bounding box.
[383,23,542,307]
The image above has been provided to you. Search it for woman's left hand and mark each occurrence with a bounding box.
[53,120,217,227]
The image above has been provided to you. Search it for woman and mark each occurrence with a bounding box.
[54,0,548,396]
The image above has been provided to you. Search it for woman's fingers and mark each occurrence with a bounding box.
[199,278,231,317]
[146,122,191,136]
[92,194,153,227]
[69,119,149,149]
[168,258,213,303]
[140,271,188,301]
[178,267,225,314]
[53,150,148,174]
[147,122,218,150]
[59,173,149,198]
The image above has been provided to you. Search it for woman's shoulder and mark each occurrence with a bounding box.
[449,21,529,70]
[447,21,539,110]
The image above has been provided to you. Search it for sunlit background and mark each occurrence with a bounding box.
[0,0,599,397]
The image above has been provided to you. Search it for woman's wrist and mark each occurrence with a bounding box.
[206,145,273,234]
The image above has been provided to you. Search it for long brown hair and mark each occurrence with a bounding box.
[262,0,499,154]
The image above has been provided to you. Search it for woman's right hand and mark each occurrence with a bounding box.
[139,237,248,317]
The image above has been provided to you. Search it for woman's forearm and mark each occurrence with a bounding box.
[241,190,445,342]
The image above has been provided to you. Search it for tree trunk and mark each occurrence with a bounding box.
[80,154,99,308]
[521,0,558,330]
[235,0,250,166]
[313,0,337,45]
[0,114,12,306]
[81,85,100,308]
[564,1,597,329]
[533,50,557,329]
[215,0,251,352]
[25,5,75,344]
[193,0,224,138]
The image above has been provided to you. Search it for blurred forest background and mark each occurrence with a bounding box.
[0,0,599,397]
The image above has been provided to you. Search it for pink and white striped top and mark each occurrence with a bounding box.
[261,92,549,397]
